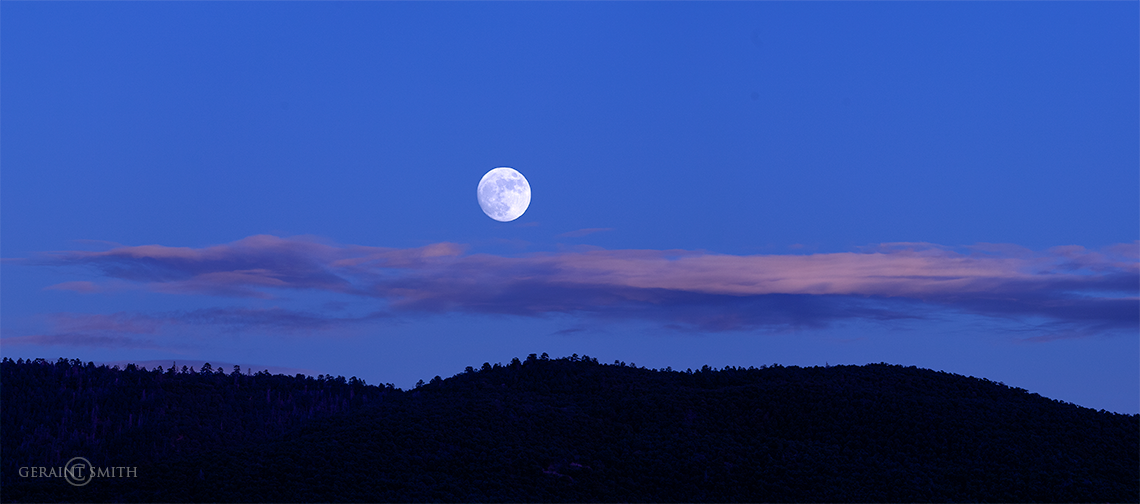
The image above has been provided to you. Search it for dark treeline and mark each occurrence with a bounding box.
[1,358,392,471]
[2,354,1137,502]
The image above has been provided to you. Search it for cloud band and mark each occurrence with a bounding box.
[22,235,1139,337]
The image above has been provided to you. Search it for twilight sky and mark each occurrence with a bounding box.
[2,2,1137,413]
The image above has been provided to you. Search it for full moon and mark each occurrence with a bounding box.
[477,167,531,222]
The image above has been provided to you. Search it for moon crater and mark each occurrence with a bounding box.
[477,167,531,222]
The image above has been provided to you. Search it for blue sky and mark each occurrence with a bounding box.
[3,2,1137,413]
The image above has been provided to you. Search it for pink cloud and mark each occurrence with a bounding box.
[27,235,1139,333]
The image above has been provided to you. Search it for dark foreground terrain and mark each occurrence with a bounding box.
[2,355,1137,502]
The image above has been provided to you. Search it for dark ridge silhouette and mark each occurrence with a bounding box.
[2,355,1136,502]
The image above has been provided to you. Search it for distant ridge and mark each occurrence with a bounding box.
[3,355,1136,502]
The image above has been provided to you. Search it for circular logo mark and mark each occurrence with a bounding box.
[64,457,93,487]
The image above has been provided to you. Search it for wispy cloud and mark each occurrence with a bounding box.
[1,307,389,349]
[33,235,464,297]
[558,228,614,238]
[25,235,1139,335]
[44,281,102,293]
[2,333,167,350]
[50,312,162,334]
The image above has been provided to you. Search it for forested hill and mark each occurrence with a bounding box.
[2,355,1137,502]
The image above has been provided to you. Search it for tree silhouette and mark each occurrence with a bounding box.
[2,355,1135,503]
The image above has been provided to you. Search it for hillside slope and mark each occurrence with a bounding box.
[3,355,1136,502]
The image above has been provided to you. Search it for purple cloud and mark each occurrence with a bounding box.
[0,307,390,350]
[27,235,1139,334]
[34,235,464,297]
